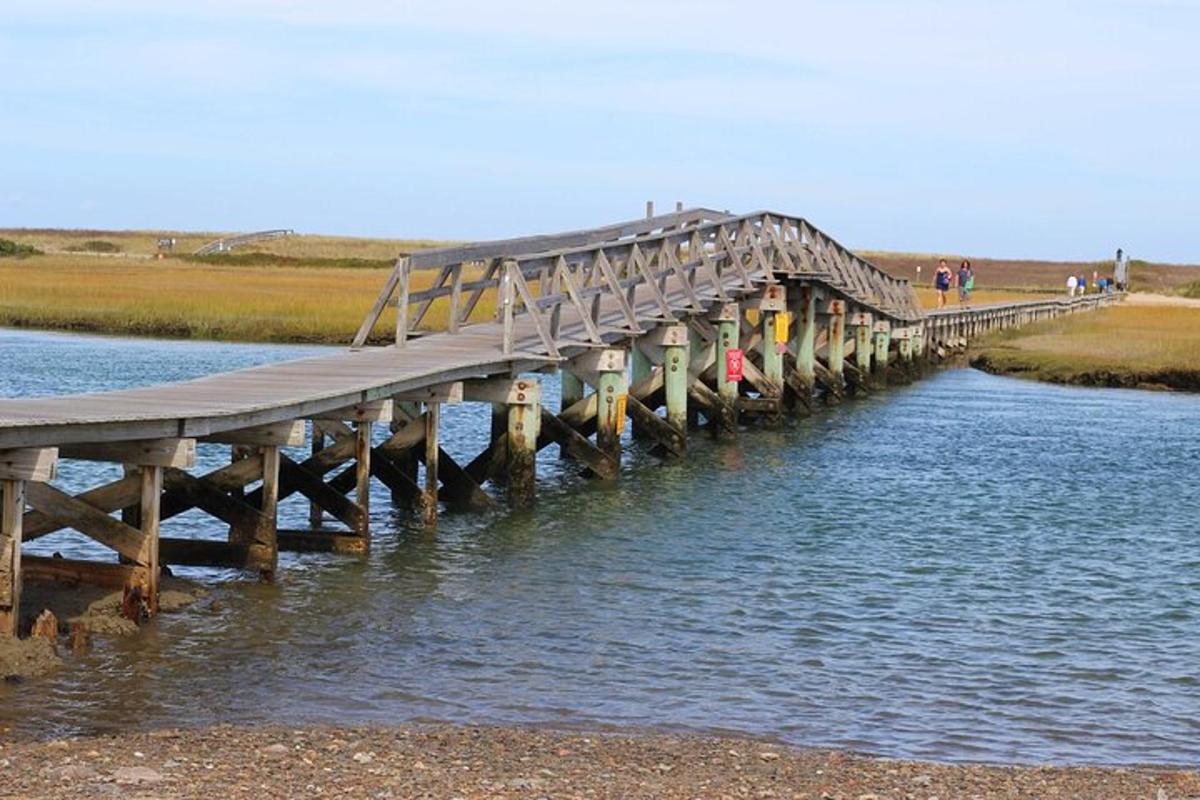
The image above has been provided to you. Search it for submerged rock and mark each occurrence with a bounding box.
[0,634,62,680]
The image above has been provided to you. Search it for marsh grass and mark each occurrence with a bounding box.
[914,287,1054,309]
[0,228,456,260]
[971,305,1200,390]
[0,255,497,344]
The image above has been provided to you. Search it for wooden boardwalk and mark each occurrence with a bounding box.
[0,208,1120,636]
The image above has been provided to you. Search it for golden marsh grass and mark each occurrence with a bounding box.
[972,305,1200,390]
[0,255,494,344]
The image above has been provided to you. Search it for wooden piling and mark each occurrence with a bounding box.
[136,465,162,616]
[793,284,816,387]
[711,303,740,426]
[258,444,280,578]
[308,422,324,528]
[824,300,846,389]
[354,421,372,538]
[1,479,23,636]
[872,322,891,377]
[593,350,627,460]
[664,341,689,434]
[761,311,785,393]
[422,403,439,528]
[853,312,873,377]
[507,379,541,507]
[630,348,652,440]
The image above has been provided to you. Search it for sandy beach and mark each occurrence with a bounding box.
[2,724,1198,799]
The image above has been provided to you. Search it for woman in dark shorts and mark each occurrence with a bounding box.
[934,259,953,308]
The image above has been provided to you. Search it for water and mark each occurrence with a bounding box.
[2,328,1199,766]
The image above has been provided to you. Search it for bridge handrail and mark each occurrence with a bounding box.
[352,209,924,353]
[194,229,294,256]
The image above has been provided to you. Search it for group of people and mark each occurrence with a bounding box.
[1066,271,1118,297]
[932,259,975,308]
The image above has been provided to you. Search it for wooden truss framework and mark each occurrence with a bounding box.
[0,202,1123,639]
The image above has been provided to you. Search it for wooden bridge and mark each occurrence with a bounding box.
[0,209,1120,635]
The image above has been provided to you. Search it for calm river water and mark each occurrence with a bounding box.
[1,328,1198,765]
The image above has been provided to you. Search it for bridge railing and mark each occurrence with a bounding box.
[194,229,295,256]
[352,210,923,356]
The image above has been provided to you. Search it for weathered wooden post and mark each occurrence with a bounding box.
[137,463,163,614]
[793,284,817,388]
[643,324,690,433]
[630,348,652,440]
[0,480,21,636]
[422,402,439,528]
[758,285,787,393]
[872,320,891,378]
[665,341,689,432]
[851,310,873,384]
[258,443,280,576]
[507,378,541,507]
[355,421,372,533]
[822,299,846,391]
[897,327,913,364]
[591,349,627,461]
[711,302,740,412]
[1,448,56,635]
[309,423,324,527]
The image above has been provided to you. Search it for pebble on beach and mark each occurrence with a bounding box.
[1,724,1197,800]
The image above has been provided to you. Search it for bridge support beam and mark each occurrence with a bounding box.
[872,321,891,378]
[506,380,541,508]
[663,339,689,435]
[1,479,25,637]
[821,299,846,399]
[575,349,627,462]
[630,347,653,441]
[309,423,325,527]
[710,303,740,431]
[422,403,439,527]
[637,324,690,441]
[754,286,787,395]
[851,311,874,389]
[792,284,816,389]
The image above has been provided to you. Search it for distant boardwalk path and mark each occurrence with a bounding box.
[0,208,1118,635]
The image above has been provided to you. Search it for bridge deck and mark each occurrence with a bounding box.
[0,262,748,448]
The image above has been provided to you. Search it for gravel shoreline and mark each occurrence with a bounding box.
[2,724,1197,799]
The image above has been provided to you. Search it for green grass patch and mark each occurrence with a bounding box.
[64,239,121,254]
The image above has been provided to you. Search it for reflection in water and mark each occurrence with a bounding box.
[2,329,1199,765]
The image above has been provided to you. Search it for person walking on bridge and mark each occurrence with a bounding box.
[934,259,953,308]
[958,259,974,306]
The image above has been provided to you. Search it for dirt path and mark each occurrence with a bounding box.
[2,724,1197,799]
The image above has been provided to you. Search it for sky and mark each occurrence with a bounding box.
[2,1,1198,261]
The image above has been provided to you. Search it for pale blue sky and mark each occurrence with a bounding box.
[3,1,1198,261]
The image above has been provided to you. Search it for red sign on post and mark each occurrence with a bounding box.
[725,348,744,383]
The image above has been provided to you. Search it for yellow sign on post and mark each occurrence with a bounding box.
[774,312,790,344]
[615,394,628,434]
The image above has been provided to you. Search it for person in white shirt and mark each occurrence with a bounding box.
[1066,275,1078,297]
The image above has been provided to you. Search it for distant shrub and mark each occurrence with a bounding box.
[65,239,121,253]
[1179,280,1200,299]
[0,239,41,258]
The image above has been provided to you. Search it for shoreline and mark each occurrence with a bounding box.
[2,723,1197,799]
[970,296,1200,393]
[969,351,1200,393]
